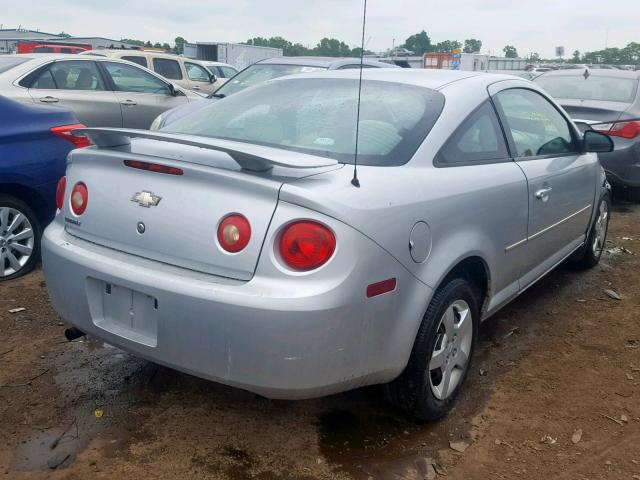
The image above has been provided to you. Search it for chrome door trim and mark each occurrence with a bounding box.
[505,204,592,252]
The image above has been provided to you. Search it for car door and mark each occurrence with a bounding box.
[99,61,189,129]
[185,61,218,94]
[433,99,529,312]
[490,83,598,288]
[27,59,122,127]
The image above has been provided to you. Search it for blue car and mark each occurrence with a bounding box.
[0,96,87,281]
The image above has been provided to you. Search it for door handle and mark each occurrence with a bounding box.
[192,85,201,90]
[39,96,59,103]
[121,100,137,107]
[535,187,553,200]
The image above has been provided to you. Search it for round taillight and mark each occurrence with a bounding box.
[55,176,66,210]
[70,182,88,215]
[279,221,336,271]
[217,214,251,253]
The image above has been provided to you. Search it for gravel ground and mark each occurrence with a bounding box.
[1,201,638,480]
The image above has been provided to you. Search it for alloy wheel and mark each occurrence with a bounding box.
[0,206,35,278]
[592,200,609,257]
[429,299,473,400]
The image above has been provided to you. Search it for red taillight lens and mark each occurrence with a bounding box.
[592,120,640,139]
[55,176,66,210]
[70,182,88,215]
[124,160,183,176]
[217,214,251,253]
[50,124,91,148]
[279,221,336,271]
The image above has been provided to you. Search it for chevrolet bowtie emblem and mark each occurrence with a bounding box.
[131,191,162,208]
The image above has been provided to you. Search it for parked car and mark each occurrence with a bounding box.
[81,50,223,94]
[535,69,640,200]
[18,43,89,54]
[0,54,201,129]
[151,56,398,129]
[0,96,89,281]
[43,70,612,420]
[200,61,239,85]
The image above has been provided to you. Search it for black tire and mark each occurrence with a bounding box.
[573,194,611,269]
[386,278,479,421]
[0,194,41,282]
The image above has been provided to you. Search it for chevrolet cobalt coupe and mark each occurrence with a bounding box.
[42,70,613,420]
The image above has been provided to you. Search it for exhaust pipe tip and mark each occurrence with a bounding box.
[64,327,86,342]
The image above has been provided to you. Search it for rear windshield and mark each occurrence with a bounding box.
[213,64,327,97]
[0,57,29,74]
[164,78,445,166]
[536,75,639,103]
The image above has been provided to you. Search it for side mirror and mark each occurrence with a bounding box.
[583,130,614,153]
[209,73,217,84]
[168,83,177,96]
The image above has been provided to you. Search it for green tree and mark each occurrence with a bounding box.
[174,36,187,54]
[401,30,432,56]
[529,52,541,62]
[503,45,518,58]
[433,40,462,53]
[570,50,581,64]
[463,38,482,54]
[313,37,353,57]
[57,31,71,38]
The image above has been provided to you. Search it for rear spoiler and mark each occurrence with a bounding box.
[73,128,338,172]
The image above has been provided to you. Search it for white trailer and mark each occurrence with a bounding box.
[184,42,283,70]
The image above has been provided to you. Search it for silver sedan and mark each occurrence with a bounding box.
[0,54,201,129]
[42,69,613,420]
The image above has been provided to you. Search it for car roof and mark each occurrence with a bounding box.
[274,68,521,90]
[537,68,640,80]
[255,56,396,69]
[202,61,235,67]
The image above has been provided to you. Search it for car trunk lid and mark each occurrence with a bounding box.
[62,130,339,281]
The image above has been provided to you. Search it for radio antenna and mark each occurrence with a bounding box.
[351,0,367,188]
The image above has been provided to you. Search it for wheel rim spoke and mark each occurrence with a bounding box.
[9,243,32,256]
[8,228,33,243]
[6,213,24,234]
[0,208,8,231]
[430,347,446,370]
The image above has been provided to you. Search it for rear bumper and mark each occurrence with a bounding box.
[599,141,640,188]
[42,217,431,399]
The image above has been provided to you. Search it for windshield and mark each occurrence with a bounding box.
[211,64,327,97]
[536,75,639,103]
[164,78,445,166]
[0,57,29,74]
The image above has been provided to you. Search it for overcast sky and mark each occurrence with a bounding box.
[3,0,638,57]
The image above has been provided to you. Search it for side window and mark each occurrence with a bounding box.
[436,101,508,165]
[33,61,105,91]
[153,58,183,80]
[61,48,72,54]
[185,62,211,82]
[338,64,376,70]
[103,62,170,94]
[122,56,148,68]
[219,66,238,78]
[31,68,56,89]
[495,88,576,158]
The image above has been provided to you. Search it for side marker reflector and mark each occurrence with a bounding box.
[366,278,397,298]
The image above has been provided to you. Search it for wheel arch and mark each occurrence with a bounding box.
[435,255,492,316]
[0,183,51,226]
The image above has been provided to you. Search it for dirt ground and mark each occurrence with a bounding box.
[1,202,639,480]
